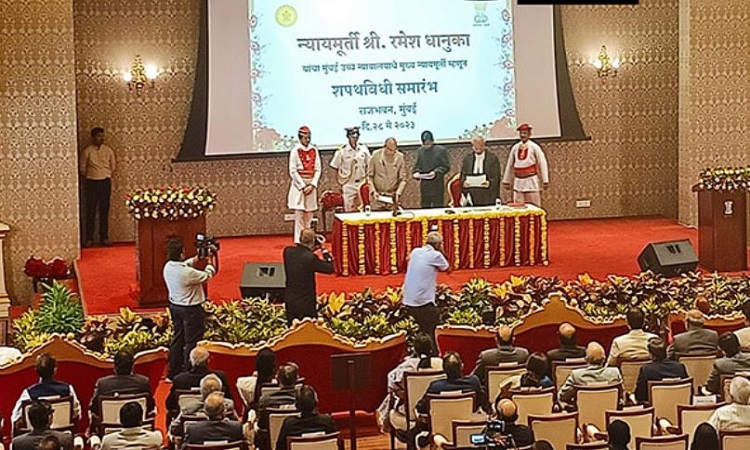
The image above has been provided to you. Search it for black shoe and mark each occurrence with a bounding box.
[416,435,430,448]
[394,429,408,444]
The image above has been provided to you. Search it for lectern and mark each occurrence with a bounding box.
[136,216,206,307]
[697,190,747,271]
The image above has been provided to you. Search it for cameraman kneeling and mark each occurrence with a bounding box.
[164,235,217,378]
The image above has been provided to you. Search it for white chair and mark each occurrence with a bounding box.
[98,392,151,436]
[175,388,203,410]
[552,360,587,392]
[619,358,651,395]
[720,429,750,450]
[635,433,688,450]
[486,364,526,406]
[268,408,301,450]
[184,442,246,450]
[287,431,341,450]
[510,387,555,426]
[18,396,75,434]
[648,378,693,425]
[677,402,722,446]
[426,392,476,447]
[576,383,621,431]
[606,406,655,448]
[528,412,579,450]
[675,352,716,391]
[450,419,487,448]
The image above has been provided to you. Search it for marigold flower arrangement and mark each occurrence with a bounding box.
[125,186,216,220]
[694,166,750,192]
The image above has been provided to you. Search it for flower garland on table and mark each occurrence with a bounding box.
[125,187,216,220]
[694,166,750,192]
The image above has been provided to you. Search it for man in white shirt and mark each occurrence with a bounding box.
[402,231,450,352]
[163,235,216,379]
[708,375,750,431]
[608,307,658,366]
[502,123,549,206]
[330,126,370,212]
[79,127,116,247]
[734,302,750,349]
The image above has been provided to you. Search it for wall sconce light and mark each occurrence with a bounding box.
[591,45,619,79]
[123,55,158,95]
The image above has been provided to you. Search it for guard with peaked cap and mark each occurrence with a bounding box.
[287,125,321,242]
[502,123,549,206]
[330,125,370,212]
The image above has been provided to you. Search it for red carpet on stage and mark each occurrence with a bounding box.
[77,216,747,315]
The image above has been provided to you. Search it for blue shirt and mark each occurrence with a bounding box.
[403,245,449,307]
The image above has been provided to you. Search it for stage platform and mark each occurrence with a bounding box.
[76,216,749,315]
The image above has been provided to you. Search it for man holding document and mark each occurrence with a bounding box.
[460,136,501,206]
[413,130,450,208]
[367,137,407,211]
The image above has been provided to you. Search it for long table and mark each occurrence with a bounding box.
[332,205,548,275]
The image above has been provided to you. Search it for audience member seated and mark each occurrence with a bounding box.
[546,322,586,362]
[607,419,631,450]
[275,386,337,450]
[89,351,155,420]
[100,401,162,450]
[559,342,622,404]
[690,422,719,450]
[734,302,750,349]
[0,345,22,366]
[11,353,81,429]
[377,333,442,431]
[39,435,62,450]
[708,376,750,431]
[11,401,73,450]
[635,337,688,402]
[256,362,301,430]
[170,374,238,437]
[166,347,233,413]
[608,307,658,366]
[236,347,276,407]
[472,325,529,387]
[519,352,553,389]
[668,309,719,359]
[183,392,244,448]
[706,332,750,394]
[492,398,535,447]
[398,352,484,450]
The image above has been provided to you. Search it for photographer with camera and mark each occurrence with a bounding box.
[283,228,334,325]
[163,235,217,379]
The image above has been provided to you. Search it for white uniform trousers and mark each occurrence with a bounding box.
[513,190,542,207]
[342,182,362,212]
[293,210,315,243]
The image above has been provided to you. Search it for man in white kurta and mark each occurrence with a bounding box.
[330,126,370,212]
[287,126,321,243]
[502,123,549,206]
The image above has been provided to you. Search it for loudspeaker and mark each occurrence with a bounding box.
[638,239,698,277]
[239,262,286,302]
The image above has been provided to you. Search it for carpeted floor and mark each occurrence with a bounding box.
[77,216,747,315]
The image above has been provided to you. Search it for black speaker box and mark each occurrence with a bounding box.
[637,239,698,277]
[239,262,286,302]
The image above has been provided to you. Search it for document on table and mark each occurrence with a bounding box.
[464,174,487,188]
[378,195,394,204]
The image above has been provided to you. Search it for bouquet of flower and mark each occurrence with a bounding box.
[694,166,750,192]
[125,186,216,220]
[24,256,70,279]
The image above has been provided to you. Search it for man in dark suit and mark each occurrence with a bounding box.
[706,332,750,394]
[635,338,688,401]
[283,228,334,324]
[668,309,719,359]
[11,401,74,450]
[276,386,336,450]
[547,322,587,363]
[472,325,529,388]
[89,352,154,419]
[257,363,300,430]
[460,136,501,206]
[166,347,233,415]
[183,392,243,448]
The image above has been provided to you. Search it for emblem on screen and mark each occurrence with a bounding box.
[724,200,734,216]
[473,2,489,26]
[275,5,297,27]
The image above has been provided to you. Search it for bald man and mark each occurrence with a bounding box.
[472,325,529,388]
[547,322,586,362]
[283,228,334,324]
[668,309,719,359]
[558,342,622,404]
[460,136,501,206]
[492,399,535,447]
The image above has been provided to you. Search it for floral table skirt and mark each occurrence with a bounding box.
[332,206,548,275]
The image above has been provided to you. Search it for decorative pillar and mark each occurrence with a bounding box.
[0,222,10,345]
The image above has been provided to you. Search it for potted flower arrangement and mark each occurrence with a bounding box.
[693,166,750,192]
[23,256,72,294]
[125,186,216,220]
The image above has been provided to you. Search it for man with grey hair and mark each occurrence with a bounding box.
[403,231,449,352]
[166,347,233,414]
[170,374,238,437]
[668,309,719,358]
[708,376,750,431]
[460,136,501,206]
[558,342,622,404]
[183,392,244,447]
[367,137,407,210]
